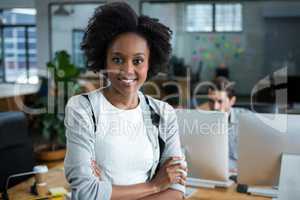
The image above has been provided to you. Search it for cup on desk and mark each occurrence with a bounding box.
[33,165,49,196]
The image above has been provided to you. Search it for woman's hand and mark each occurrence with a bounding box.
[150,157,187,192]
[91,159,102,180]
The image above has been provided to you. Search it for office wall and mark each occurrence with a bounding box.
[142,1,300,95]
[141,3,178,47]
[51,4,101,58]
[35,0,104,75]
[33,0,300,94]
[35,0,120,75]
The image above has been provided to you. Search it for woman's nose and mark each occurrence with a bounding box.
[121,61,135,74]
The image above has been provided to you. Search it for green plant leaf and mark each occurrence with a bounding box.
[37,50,83,145]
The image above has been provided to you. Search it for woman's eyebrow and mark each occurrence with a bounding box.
[133,53,145,56]
[111,52,145,56]
[111,52,123,56]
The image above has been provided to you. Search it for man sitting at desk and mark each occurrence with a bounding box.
[206,77,250,171]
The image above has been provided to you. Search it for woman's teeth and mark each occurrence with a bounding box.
[122,79,134,83]
[120,78,137,84]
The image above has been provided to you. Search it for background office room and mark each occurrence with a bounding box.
[0,0,299,199]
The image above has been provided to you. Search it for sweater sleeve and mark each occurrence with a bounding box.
[160,103,186,195]
[64,96,112,200]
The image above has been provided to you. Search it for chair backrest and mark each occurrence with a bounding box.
[0,112,35,192]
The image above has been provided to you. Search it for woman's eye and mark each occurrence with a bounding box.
[133,58,144,65]
[112,57,123,64]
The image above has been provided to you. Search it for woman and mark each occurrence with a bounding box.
[64,2,187,200]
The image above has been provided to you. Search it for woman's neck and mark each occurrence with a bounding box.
[102,86,139,110]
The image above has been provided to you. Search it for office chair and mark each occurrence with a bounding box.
[0,112,35,195]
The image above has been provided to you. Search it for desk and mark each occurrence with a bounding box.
[7,163,69,200]
[8,162,270,200]
[187,185,269,200]
[0,83,40,99]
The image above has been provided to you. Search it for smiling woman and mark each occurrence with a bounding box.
[103,32,150,106]
[64,2,187,200]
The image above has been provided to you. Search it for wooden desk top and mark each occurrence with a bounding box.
[7,164,69,200]
[8,163,270,200]
[187,185,269,200]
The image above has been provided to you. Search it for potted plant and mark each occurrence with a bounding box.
[35,50,81,162]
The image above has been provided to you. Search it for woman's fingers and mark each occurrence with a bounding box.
[150,157,188,190]
[178,177,186,186]
[175,168,187,177]
[175,175,186,186]
[174,175,186,185]
[163,156,182,167]
[91,160,101,179]
[166,164,188,173]
[166,161,188,186]
[94,167,101,177]
[169,172,187,185]
[165,159,187,171]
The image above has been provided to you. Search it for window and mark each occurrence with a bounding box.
[185,3,242,32]
[216,4,242,32]
[186,4,213,32]
[72,29,86,69]
[0,9,37,84]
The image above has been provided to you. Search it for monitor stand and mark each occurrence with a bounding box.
[238,153,300,199]
[275,153,300,200]
[186,177,234,189]
[247,186,278,198]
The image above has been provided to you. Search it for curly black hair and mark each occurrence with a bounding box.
[81,2,172,78]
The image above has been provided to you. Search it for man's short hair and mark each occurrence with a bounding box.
[208,77,235,99]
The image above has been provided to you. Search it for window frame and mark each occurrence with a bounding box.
[0,24,36,83]
[72,29,87,71]
[185,2,243,33]
[140,1,243,33]
[214,3,243,32]
[184,3,214,33]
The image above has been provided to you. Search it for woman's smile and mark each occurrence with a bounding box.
[117,76,138,86]
[105,32,149,97]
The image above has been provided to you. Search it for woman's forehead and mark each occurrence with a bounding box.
[108,32,149,56]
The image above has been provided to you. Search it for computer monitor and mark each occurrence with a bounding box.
[176,109,229,185]
[238,113,300,186]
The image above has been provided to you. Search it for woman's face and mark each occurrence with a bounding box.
[105,32,149,97]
